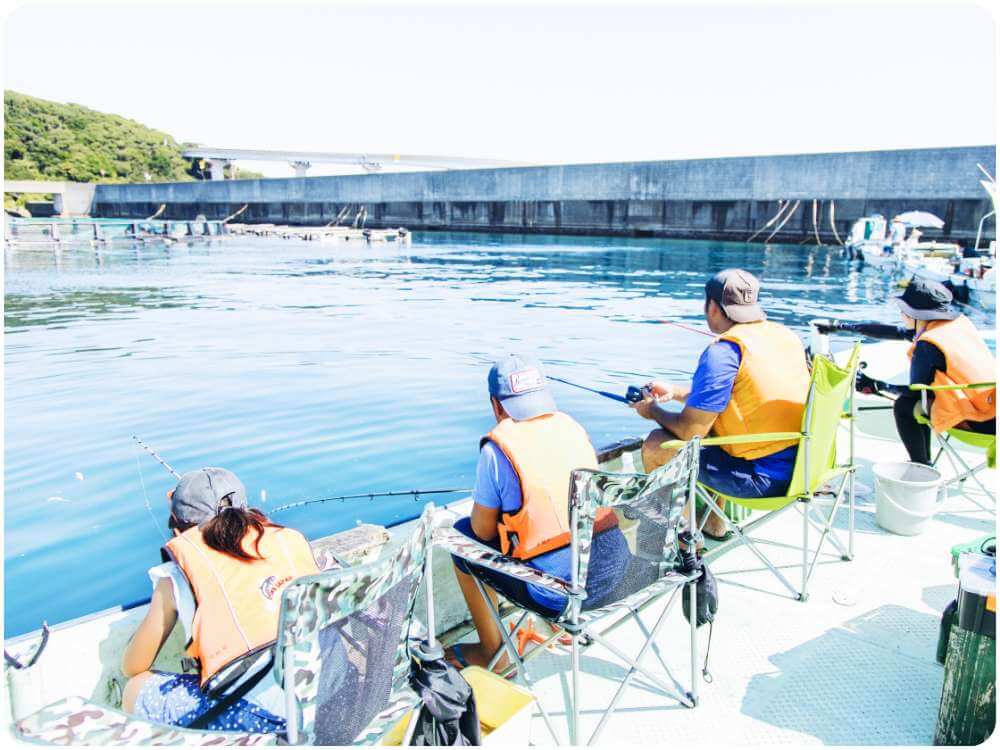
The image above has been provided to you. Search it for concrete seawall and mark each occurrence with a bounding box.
[93,145,997,243]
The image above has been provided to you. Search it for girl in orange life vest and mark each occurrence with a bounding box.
[633,269,811,540]
[120,468,319,732]
[445,355,630,674]
[816,278,995,464]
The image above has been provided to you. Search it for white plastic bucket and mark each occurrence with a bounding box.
[872,461,943,536]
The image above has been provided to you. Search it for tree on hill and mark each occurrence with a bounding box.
[4,90,194,184]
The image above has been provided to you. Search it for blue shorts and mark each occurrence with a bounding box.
[133,671,284,733]
[450,516,630,618]
[698,444,795,499]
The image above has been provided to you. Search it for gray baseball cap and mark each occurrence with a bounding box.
[170,467,248,527]
[488,354,557,421]
[705,269,766,323]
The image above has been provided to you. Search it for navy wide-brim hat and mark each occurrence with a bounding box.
[894,277,961,321]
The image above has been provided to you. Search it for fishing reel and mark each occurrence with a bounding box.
[625,386,645,404]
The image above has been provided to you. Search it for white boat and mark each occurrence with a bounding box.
[846,214,895,266]
[950,249,996,312]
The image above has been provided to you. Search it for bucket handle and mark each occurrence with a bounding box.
[875,480,943,520]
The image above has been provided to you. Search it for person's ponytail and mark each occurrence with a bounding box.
[201,506,283,561]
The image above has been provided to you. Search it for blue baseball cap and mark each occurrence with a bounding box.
[488,354,557,421]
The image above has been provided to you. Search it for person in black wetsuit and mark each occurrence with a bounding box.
[815,278,996,465]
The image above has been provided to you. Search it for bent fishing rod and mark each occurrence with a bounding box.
[132,435,469,514]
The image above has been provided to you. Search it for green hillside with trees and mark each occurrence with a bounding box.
[5,90,195,184]
[4,91,263,210]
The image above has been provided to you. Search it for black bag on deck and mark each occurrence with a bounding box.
[408,643,481,746]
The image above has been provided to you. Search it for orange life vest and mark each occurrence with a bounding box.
[166,523,318,687]
[485,412,611,560]
[908,315,996,433]
[715,320,811,460]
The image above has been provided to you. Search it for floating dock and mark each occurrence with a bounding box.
[226,223,411,244]
[3,218,229,248]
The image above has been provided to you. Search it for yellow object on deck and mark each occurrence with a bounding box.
[382,666,536,745]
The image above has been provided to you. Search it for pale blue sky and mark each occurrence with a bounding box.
[5,3,996,177]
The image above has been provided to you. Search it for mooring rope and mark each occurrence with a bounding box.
[764,199,800,243]
[222,204,249,224]
[746,200,788,243]
[828,200,845,246]
[145,204,167,221]
[326,204,352,227]
[812,199,822,246]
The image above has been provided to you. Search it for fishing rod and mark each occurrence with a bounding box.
[547,375,637,404]
[132,435,182,479]
[270,488,471,515]
[132,435,469,514]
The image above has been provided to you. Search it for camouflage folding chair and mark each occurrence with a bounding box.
[12,506,436,747]
[911,381,997,510]
[665,344,861,602]
[434,440,701,745]
[274,503,436,746]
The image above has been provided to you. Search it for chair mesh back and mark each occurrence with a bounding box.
[788,345,860,496]
[570,440,697,610]
[276,504,433,745]
[311,575,415,745]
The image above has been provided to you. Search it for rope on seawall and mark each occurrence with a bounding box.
[829,200,845,246]
[223,204,249,224]
[746,199,789,243]
[812,199,822,246]
[765,199,800,243]
[145,204,166,221]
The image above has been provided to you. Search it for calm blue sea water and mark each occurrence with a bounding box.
[4,232,993,636]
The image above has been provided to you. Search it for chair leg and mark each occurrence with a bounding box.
[471,578,562,745]
[586,589,688,745]
[939,441,996,509]
[801,498,809,603]
[848,468,856,561]
[570,629,580,746]
[689,575,699,706]
[699,492,800,596]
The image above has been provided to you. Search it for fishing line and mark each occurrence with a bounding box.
[656,319,715,338]
[134,442,168,543]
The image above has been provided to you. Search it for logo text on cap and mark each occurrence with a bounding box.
[509,369,543,394]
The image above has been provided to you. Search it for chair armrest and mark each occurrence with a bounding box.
[661,431,803,450]
[14,695,276,745]
[432,527,572,596]
[908,382,996,392]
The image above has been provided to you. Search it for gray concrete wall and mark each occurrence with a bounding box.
[5,181,96,217]
[92,146,997,242]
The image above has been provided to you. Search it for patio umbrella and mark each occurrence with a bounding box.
[892,211,945,228]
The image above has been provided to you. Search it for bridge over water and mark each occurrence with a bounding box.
[180,147,530,179]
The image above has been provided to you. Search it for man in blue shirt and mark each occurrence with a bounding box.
[632,269,810,539]
[447,355,628,673]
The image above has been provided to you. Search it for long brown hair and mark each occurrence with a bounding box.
[200,507,284,561]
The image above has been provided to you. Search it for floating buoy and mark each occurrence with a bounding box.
[75,471,84,481]
[260,489,267,502]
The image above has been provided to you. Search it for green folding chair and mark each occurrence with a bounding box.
[665,343,861,602]
[911,381,996,510]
